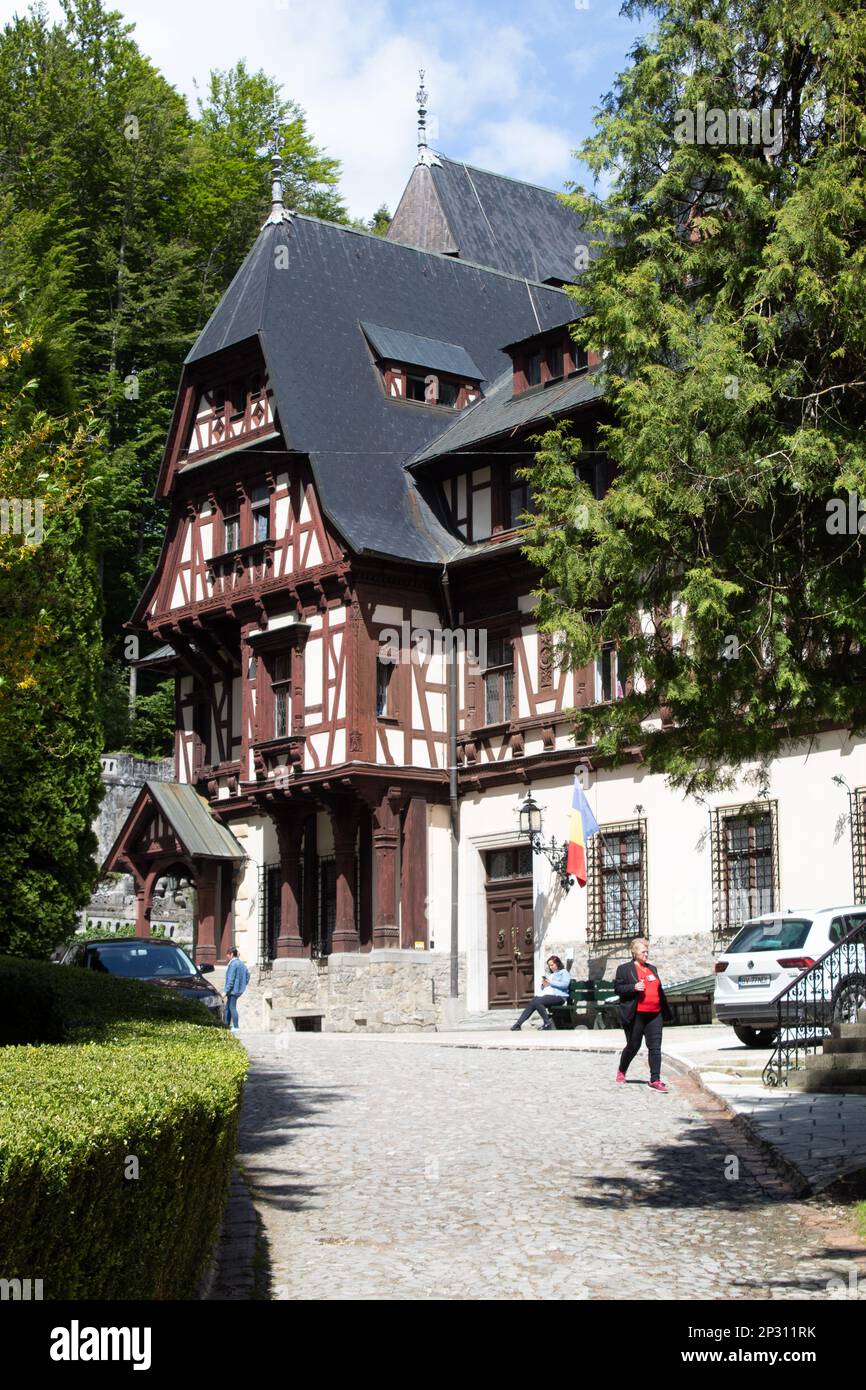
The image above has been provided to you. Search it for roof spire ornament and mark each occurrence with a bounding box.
[262,121,293,227]
[416,68,440,168]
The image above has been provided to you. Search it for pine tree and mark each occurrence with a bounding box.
[525,0,866,792]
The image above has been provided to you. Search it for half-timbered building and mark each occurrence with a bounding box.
[104,110,866,1029]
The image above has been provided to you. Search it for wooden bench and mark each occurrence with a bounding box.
[548,979,617,1030]
[597,973,716,1028]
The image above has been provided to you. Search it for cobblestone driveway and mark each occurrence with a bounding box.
[236,1035,866,1301]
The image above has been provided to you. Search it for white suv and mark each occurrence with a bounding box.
[714,905,866,1046]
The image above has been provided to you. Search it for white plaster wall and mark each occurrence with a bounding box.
[456,730,866,1009]
[274,493,290,538]
[228,817,265,962]
[426,805,452,954]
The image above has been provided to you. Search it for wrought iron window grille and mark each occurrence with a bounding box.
[711,800,779,952]
[586,819,648,947]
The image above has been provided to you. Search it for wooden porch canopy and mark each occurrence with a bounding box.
[102,781,246,964]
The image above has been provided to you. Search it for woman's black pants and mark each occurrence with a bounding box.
[515,995,559,1027]
[619,1010,663,1081]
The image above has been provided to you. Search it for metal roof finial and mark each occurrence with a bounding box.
[415,68,439,168]
[417,68,428,156]
[263,119,293,228]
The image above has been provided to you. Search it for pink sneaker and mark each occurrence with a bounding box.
[648,1080,668,1093]
[615,1070,626,1084]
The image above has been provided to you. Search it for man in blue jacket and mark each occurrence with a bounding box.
[223,947,250,1032]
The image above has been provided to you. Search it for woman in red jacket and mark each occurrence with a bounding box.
[613,937,673,1092]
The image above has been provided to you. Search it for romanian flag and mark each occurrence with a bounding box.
[566,776,600,887]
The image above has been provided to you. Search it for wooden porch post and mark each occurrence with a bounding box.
[195,865,218,967]
[329,800,361,953]
[274,809,311,959]
[400,795,428,948]
[371,788,403,949]
[217,862,235,963]
[134,869,157,940]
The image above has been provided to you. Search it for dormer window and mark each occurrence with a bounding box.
[394,368,476,409]
[361,322,483,413]
[183,368,274,460]
[507,327,589,397]
[406,373,431,403]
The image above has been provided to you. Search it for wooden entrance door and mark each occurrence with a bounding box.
[485,847,535,1007]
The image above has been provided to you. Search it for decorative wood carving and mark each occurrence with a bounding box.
[538,632,554,691]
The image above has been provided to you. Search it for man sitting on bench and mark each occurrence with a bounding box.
[511,956,571,1031]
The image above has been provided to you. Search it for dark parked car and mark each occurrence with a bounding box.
[58,938,225,1022]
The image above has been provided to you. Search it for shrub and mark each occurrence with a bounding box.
[0,958,65,1045]
[62,923,170,946]
[0,957,247,1299]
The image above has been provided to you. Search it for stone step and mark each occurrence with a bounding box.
[452,1009,524,1031]
[823,1035,866,1054]
[805,1053,866,1073]
[787,1071,866,1094]
[831,1021,866,1039]
[799,1069,866,1091]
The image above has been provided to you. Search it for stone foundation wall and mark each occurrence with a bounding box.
[244,951,467,1033]
[547,931,716,986]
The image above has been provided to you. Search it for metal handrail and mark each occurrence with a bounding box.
[762,915,866,1087]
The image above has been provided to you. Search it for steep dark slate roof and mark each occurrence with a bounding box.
[185,215,575,564]
[387,155,589,284]
[408,365,602,470]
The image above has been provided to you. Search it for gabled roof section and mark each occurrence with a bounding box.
[102,781,246,876]
[408,365,602,471]
[387,154,588,284]
[387,163,457,255]
[180,215,576,564]
[147,783,246,860]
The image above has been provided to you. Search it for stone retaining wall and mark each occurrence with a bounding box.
[244,951,467,1033]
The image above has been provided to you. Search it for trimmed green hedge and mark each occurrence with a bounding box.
[0,957,248,1299]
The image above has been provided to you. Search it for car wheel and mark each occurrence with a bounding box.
[830,974,866,1026]
[733,1024,779,1047]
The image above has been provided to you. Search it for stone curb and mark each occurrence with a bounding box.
[201,1167,259,1301]
[660,1053,812,1198]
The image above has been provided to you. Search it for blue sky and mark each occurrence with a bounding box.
[1,0,652,218]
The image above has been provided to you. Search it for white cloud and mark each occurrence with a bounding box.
[466,116,576,188]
